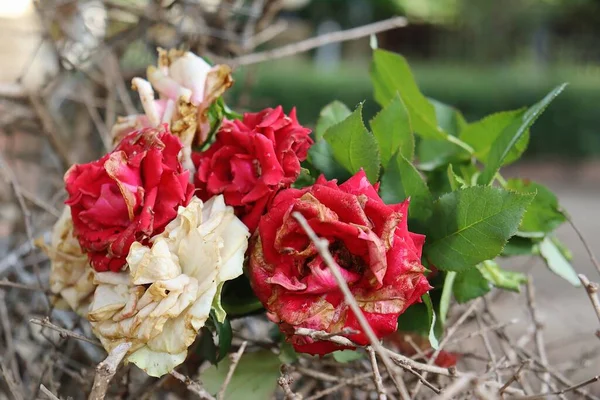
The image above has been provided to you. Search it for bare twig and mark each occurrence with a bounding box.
[412,300,480,397]
[432,373,477,400]
[515,375,600,400]
[367,346,387,400]
[28,94,73,168]
[526,277,549,392]
[579,274,600,332]
[218,341,248,400]
[0,292,22,390]
[1,362,24,400]
[304,373,372,400]
[0,278,51,293]
[278,365,302,400]
[40,384,61,400]
[447,319,519,345]
[88,342,132,400]
[476,312,499,380]
[30,317,103,347]
[232,16,408,66]
[499,360,530,395]
[563,210,600,276]
[170,370,216,400]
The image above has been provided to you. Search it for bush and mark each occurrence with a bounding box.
[230,60,600,158]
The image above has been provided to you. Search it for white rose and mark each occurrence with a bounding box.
[87,195,249,377]
[43,207,95,316]
[111,48,233,171]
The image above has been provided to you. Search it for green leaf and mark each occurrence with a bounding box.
[453,268,491,303]
[430,99,468,137]
[425,186,534,271]
[506,179,566,235]
[201,351,281,400]
[211,312,232,362]
[477,260,527,292]
[447,165,467,191]
[371,49,444,140]
[423,293,439,349]
[460,109,530,166]
[439,272,456,325]
[417,139,468,171]
[211,283,227,323]
[293,167,316,189]
[501,236,537,256]
[537,236,580,286]
[324,103,381,182]
[397,302,429,335]
[315,101,351,140]
[478,84,567,185]
[221,275,264,317]
[370,93,414,164]
[333,350,364,363]
[308,140,352,182]
[380,152,433,220]
[197,327,218,364]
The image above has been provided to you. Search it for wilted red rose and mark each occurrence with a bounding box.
[192,106,312,231]
[248,170,431,355]
[65,126,194,272]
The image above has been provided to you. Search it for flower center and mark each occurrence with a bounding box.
[329,241,366,274]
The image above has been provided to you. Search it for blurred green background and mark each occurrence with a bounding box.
[227,0,600,158]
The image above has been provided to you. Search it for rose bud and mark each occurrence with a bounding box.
[65,126,194,272]
[40,207,95,316]
[87,196,249,377]
[248,170,431,355]
[111,48,233,169]
[193,106,313,232]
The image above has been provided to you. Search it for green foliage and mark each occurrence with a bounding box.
[398,293,442,348]
[453,268,491,303]
[425,186,534,271]
[379,152,433,221]
[537,236,580,286]
[198,312,233,364]
[370,93,414,164]
[478,84,567,185]
[460,109,530,166]
[477,260,528,292]
[255,49,576,353]
[439,271,455,325]
[322,104,381,182]
[201,350,281,400]
[371,49,446,141]
[506,179,567,235]
[315,101,352,140]
[423,293,440,349]
[332,350,364,363]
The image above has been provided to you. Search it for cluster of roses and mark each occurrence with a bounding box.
[45,49,431,377]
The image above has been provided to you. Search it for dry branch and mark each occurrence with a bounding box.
[218,341,248,399]
[170,370,216,400]
[232,16,407,66]
[30,317,103,347]
[88,342,132,400]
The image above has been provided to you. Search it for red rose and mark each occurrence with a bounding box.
[192,106,312,231]
[248,170,431,355]
[65,126,194,272]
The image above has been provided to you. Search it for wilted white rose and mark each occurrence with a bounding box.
[88,195,249,377]
[42,207,95,316]
[111,48,233,170]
